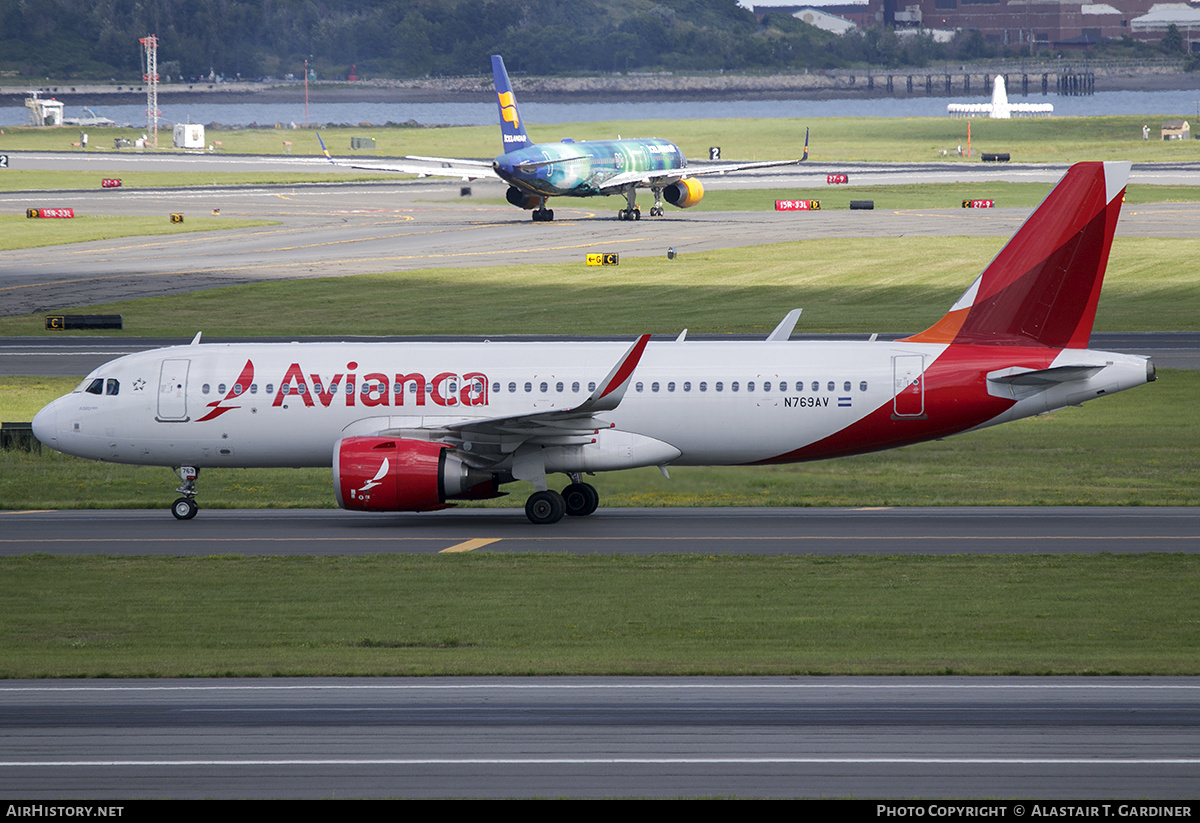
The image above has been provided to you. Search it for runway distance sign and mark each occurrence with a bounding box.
[776,200,820,211]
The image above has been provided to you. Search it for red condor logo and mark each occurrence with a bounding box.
[198,360,490,421]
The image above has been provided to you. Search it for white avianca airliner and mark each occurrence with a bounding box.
[33,161,1154,524]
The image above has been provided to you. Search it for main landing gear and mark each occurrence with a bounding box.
[617,184,641,221]
[531,195,554,222]
[171,466,199,520]
[524,477,600,524]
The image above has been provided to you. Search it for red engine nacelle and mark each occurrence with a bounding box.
[334,437,501,512]
[506,186,542,210]
[663,178,704,209]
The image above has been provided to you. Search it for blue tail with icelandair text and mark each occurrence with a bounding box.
[492,55,531,152]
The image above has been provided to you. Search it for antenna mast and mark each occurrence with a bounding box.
[139,34,160,148]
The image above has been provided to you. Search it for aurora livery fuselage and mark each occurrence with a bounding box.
[488,54,804,220]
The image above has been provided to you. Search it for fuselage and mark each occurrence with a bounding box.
[32,338,1153,472]
[492,138,687,197]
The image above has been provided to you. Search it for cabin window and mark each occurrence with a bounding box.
[588,382,596,392]
[828,381,835,391]
[860,381,868,392]
[202,383,211,394]
[667,382,675,392]
[636,382,643,392]
[796,381,804,392]
[572,382,580,392]
[651,382,659,392]
[699,381,707,392]
[763,381,771,392]
[509,382,517,393]
[747,381,755,392]
[844,381,851,392]
[556,381,564,393]
[731,382,739,392]
[266,384,274,394]
[683,381,691,392]
[811,381,820,391]
[493,382,500,393]
[218,383,227,394]
[540,382,548,393]
[715,382,724,392]
[524,382,532,393]
[250,384,258,394]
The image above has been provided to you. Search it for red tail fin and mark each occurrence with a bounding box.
[904,161,1129,349]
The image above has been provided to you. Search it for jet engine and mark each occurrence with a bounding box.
[334,436,500,512]
[663,178,704,209]
[506,186,541,210]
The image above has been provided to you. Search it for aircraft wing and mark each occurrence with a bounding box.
[597,127,808,192]
[364,335,652,464]
[317,134,498,181]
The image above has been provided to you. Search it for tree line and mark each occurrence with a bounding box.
[0,0,1184,82]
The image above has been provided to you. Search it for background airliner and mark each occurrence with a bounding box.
[33,162,1152,523]
[321,54,807,221]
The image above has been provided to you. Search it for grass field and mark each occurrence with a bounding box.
[1,553,1195,678]
[0,235,1194,337]
[2,115,1198,166]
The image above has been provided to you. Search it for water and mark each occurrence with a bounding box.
[3,89,1199,128]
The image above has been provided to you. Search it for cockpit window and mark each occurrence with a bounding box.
[105,379,119,396]
[84,378,104,395]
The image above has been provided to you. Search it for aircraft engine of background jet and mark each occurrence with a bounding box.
[664,178,704,208]
[505,186,542,209]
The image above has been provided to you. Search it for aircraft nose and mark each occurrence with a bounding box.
[31,400,58,447]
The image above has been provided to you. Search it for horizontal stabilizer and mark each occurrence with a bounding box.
[988,364,1106,386]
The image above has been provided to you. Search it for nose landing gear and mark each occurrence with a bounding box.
[171,466,199,520]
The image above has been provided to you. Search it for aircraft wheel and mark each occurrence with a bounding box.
[171,497,198,520]
[546,209,554,221]
[525,490,566,525]
[563,483,599,517]
[633,209,640,220]
[532,211,542,222]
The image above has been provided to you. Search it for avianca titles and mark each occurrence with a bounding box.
[33,161,1154,523]
[319,54,807,222]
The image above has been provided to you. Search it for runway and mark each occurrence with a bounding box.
[2,506,1197,556]
[4,157,1200,316]
[2,677,1197,798]
[4,330,1198,376]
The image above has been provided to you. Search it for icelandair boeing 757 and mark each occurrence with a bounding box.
[319,54,807,221]
[33,162,1153,524]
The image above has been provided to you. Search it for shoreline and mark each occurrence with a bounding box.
[3,64,1196,106]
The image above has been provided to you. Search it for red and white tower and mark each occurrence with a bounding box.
[139,34,160,148]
